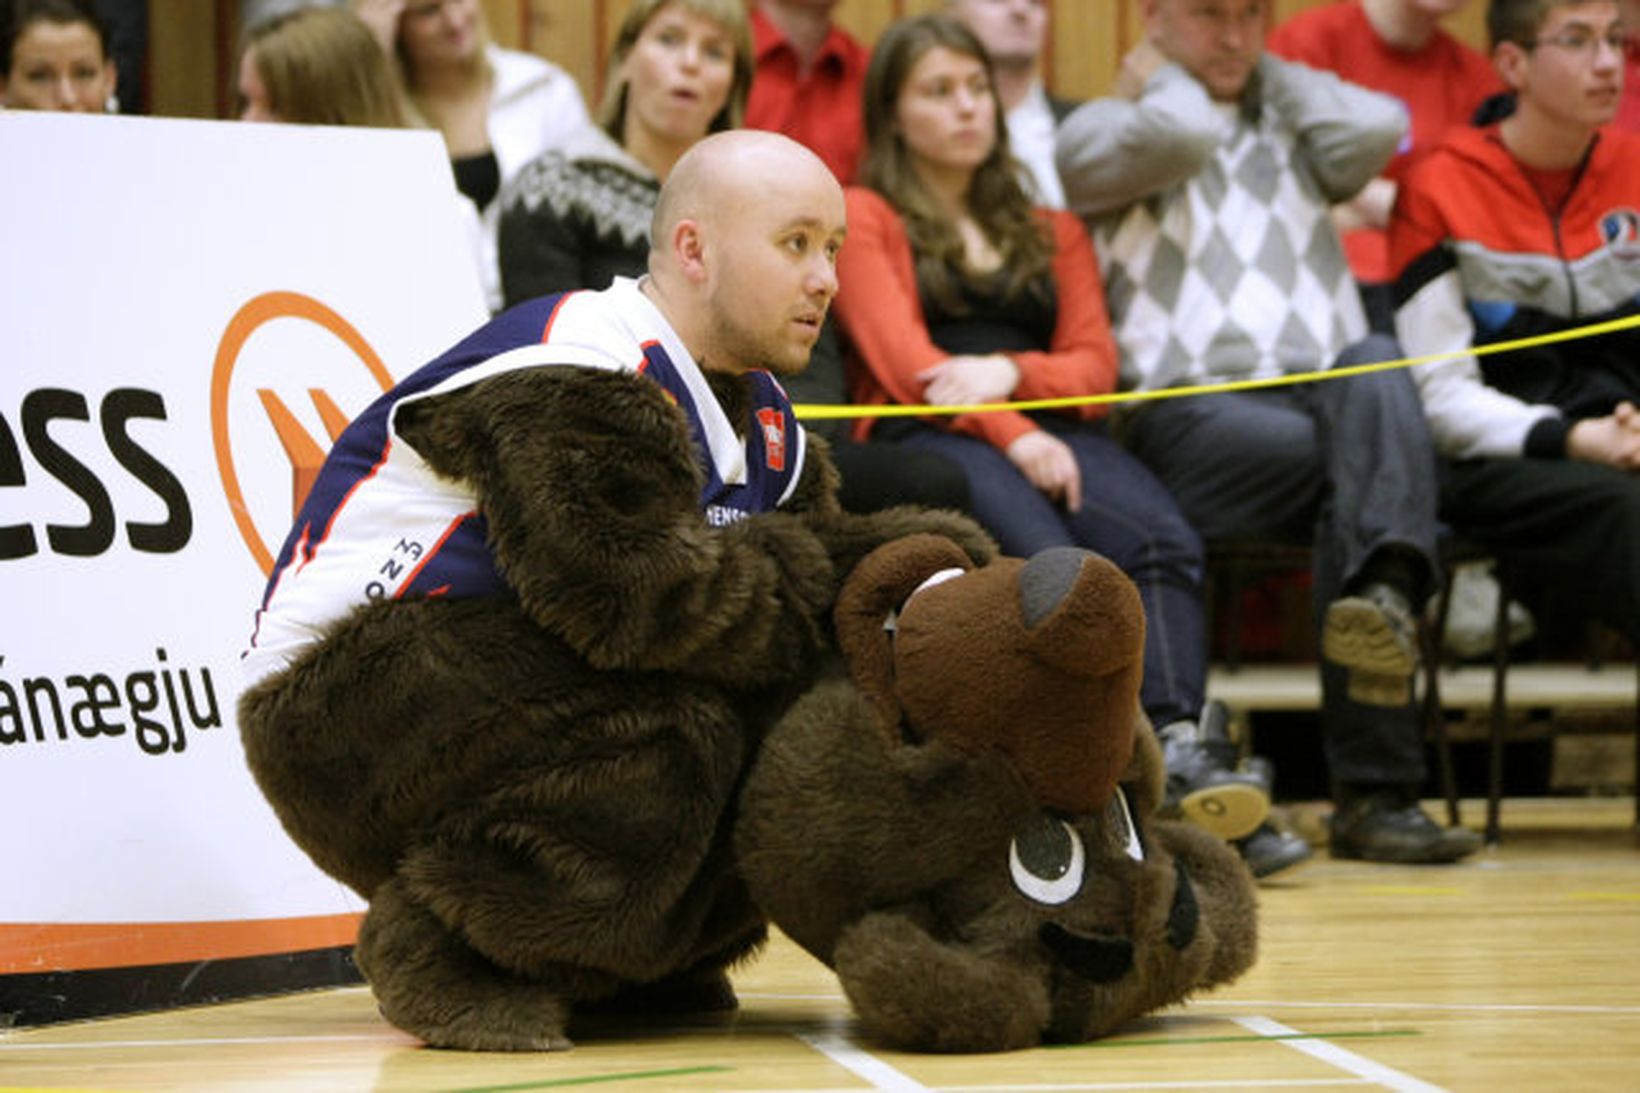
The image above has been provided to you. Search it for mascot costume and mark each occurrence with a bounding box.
[238,289,1256,1052]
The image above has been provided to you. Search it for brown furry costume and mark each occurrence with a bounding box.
[238,364,993,1051]
[736,535,1258,1051]
[241,365,1256,1054]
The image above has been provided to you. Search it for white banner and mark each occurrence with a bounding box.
[0,112,487,969]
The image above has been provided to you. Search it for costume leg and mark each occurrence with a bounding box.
[242,597,765,1048]
[355,875,573,1051]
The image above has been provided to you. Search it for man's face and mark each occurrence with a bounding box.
[950,0,1049,70]
[1502,1,1624,131]
[703,170,847,377]
[1144,0,1265,102]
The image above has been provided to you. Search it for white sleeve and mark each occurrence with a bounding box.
[1397,267,1558,459]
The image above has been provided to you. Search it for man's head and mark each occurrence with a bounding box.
[1141,0,1266,103]
[648,130,846,377]
[1489,0,1623,131]
[947,0,1048,73]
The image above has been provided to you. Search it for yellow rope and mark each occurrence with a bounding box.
[790,312,1640,421]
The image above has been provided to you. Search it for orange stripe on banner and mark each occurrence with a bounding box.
[0,914,362,974]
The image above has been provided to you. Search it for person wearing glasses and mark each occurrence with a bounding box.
[1389,0,1640,672]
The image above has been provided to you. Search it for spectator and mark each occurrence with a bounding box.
[1057,0,1479,864]
[1,0,115,112]
[835,13,1283,860]
[238,4,408,126]
[353,0,588,215]
[1268,0,1503,332]
[497,0,750,307]
[237,5,493,307]
[1390,0,1640,657]
[947,0,1074,208]
[745,0,868,182]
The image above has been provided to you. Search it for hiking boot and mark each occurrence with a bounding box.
[1323,582,1419,706]
[1158,701,1269,841]
[1235,821,1314,880]
[1329,789,1482,864]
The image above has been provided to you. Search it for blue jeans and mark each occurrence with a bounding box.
[1125,337,1442,788]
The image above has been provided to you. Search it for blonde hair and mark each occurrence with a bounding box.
[245,6,410,128]
[597,0,753,143]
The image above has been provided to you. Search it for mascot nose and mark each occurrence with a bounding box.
[1016,547,1145,679]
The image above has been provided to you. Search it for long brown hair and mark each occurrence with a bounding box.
[245,6,410,128]
[860,13,1052,314]
[598,0,753,144]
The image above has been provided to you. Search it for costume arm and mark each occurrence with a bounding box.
[1055,64,1223,218]
[1258,54,1405,203]
[833,187,1037,449]
[1389,172,1557,459]
[497,160,592,309]
[394,366,835,689]
[1005,211,1120,419]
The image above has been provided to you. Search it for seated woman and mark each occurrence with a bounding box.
[236,5,493,305]
[834,14,1290,861]
[353,0,587,215]
[497,0,748,306]
[497,0,967,518]
[1,0,115,112]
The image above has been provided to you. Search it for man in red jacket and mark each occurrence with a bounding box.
[1390,0,1640,691]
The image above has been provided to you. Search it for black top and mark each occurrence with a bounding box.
[453,150,501,211]
[921,272,1057,356]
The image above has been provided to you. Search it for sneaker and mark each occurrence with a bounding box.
[1323,583,1419,706]
[1329,790,1482,864]
[1431,562,1535,661]
[1158,702,1269,841]
[1235,821,1314,880]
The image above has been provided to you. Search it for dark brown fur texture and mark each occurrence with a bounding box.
[735,536,1259,1052]
[238,365,995,1051]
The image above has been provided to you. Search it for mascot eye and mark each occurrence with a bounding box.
[1008,817,1086,905]
[1107,786,1144,863]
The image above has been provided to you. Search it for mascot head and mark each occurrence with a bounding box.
[734,535,1258,1051]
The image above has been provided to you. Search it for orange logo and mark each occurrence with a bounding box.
[210,292,395,577]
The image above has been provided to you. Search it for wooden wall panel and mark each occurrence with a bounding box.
[147,1,1496,122]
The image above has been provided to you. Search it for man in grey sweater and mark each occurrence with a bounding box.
[1056,0,1478,865]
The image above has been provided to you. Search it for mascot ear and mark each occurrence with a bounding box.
[833,535,975,738]
[834,909,1050,1052]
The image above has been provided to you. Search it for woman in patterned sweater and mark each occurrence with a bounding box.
[496,0,751,308]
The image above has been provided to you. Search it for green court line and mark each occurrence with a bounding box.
[445,1065,731,1093]
[1049,1028,1422,1050]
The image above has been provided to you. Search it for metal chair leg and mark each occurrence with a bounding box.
[1486,559,1512,846]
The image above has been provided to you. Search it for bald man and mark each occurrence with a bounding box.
[238,129,994,1049]
[244,130,862,691]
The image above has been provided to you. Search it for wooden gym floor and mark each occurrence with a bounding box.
[2,797,1637,1093]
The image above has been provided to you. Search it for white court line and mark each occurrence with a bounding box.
[798,1030,931,1091]
[0,1034,393,1051]
[757,1076,1371,1083]
[1233,1016,1447,1093]
[1201,998,1640,1015]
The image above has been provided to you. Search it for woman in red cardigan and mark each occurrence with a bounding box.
[834,14,1285,859]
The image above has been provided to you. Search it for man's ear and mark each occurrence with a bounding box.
[671,217,710,285]
[1494,42,1530,92]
